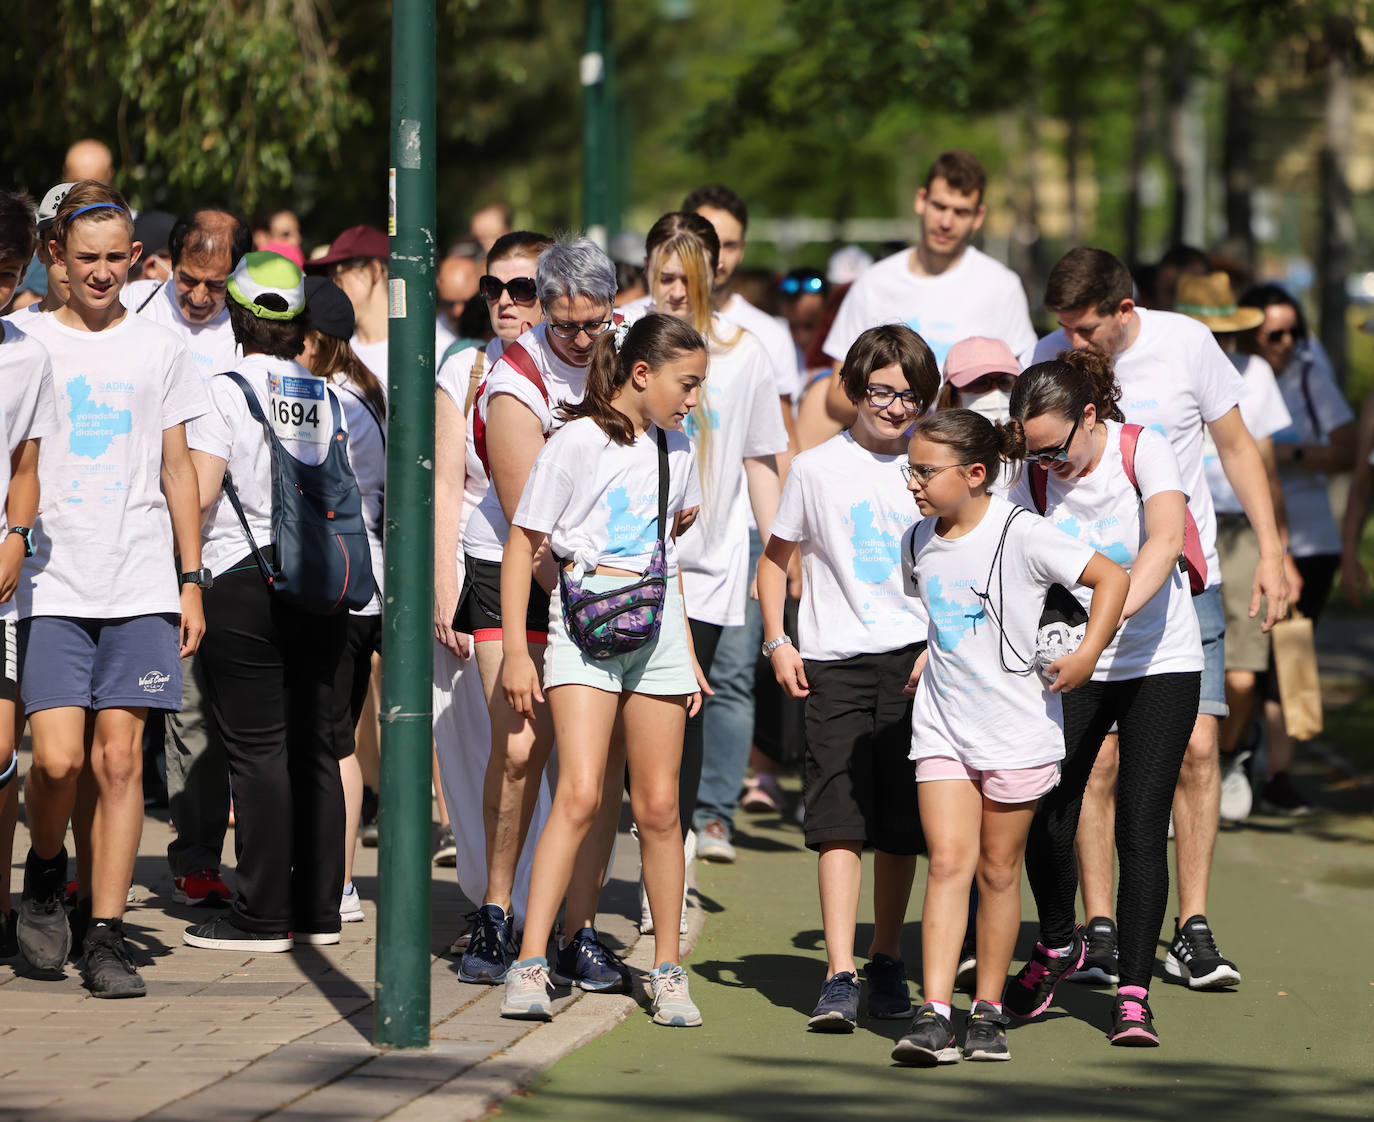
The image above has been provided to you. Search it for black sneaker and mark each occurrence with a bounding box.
[1165,915,1241,989]
[1260,772,1312,817]
[891,1002,959,1066]
[17,847,71,971]
[807,970,860,1032]
[0,908,18,958]
[864,954,914,1020]
[458,903,515,984]
[81,923,147,998]
[1109,989,1160,1046]
[962,1000,1011,1061]
[183,913,292,952]
[1069,916,1119,985]
[1003,928,1086,1019]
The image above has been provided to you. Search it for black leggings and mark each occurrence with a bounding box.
[1025,671,1200,989]
[680,619,723,839]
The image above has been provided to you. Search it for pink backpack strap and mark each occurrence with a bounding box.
[1119,423,1143,495]
[1121,421,1208,593]
[498,340,550,408]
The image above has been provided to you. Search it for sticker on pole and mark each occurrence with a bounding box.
[267,372,328,447]
[388,168,397,236]
[389,278,407,319]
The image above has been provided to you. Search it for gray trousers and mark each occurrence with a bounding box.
[165,653,230,876]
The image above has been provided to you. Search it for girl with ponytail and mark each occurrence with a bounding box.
[891,407,1128,1067]
[997,349,1205,1048]
[498,313,712,1027]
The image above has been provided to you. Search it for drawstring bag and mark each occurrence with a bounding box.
[558,429,670,660]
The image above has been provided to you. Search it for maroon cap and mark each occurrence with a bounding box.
[942,336,1020,387]
[304,225,388,273]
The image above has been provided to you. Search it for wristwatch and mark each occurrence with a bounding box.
[180,567,213,590]
[761,635,793,657]
[7,526,33,557]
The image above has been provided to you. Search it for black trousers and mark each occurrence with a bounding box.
[1025,671,1201,989]
[680,618,724,840]
[198,561,349,934]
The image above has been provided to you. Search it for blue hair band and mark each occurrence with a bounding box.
[68,202,125,219]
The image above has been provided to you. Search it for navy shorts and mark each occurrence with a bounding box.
[18,614,183,714]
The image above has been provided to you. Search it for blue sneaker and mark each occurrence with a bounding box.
[807,970,860,1032]
[864,954,914,1019]
[550,926,631,993]
[458,904,515,984]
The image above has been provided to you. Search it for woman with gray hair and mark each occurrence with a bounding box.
[454,237,631,995]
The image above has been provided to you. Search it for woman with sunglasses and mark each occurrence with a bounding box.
[454,237,633,996]
[1238,284,1354,814]
[1000,349,1202,1048]
[433,230,552,950]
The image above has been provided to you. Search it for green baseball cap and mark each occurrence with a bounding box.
[227,250,306,320]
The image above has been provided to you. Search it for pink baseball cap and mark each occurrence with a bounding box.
[260,240,305,269]
[943,336,1019,387]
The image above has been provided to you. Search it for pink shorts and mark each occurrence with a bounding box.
[914,757,1061,804]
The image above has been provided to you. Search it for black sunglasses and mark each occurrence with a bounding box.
[1026,413,1082,466]
[479,275,538,303]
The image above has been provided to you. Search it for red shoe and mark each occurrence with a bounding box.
[173,870,232,907]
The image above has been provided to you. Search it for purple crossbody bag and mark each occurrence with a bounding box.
[557,428,670,660]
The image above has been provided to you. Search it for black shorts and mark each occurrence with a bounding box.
[332,614,382,760]
[454,555,550,643]
[0,619,15,703]
[802,642,926,856]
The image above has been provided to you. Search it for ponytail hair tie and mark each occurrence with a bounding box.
[613,320,630,354]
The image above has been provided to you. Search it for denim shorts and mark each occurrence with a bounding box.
[18,614,182,714]
[544,577,697,697]
[1193,584,1227,718]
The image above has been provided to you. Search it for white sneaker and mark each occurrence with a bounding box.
[500,957,553,1020]
[650,961,702,1027]
[340,882,364,923]
[1219,751,1253,822]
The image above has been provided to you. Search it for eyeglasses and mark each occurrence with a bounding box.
[901,461,970,485]
[1026,413,1082,466]
[958,372,1017,395]
[547,316,614,340]
[865,385,921,410]
[1263,327,1297,345]
[779,274,825,296]
[480,275,538,304]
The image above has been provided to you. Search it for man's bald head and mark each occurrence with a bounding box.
[62,139,115,185]
[168,207,252,324]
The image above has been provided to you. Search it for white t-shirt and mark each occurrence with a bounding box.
[904,494,1095,769]
[436,339,502,555]
[123,278,240,379]
[0,322,61,620]
[771,431,927,660]
[462,325,589,562]
[19,312,208,618]
[1009,422,1203,681]
[677,324,789,626]
[352,336,389,392]
[514,417,699,577]
[1272,340,1354,557]
[1203,354,1291,517]
[1034,308,1245,589]
[823,247,1037,368]
[332,374,386,615]
[720,293,801,400]
[187,355,349,578]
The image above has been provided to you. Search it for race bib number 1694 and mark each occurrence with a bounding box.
[267,373,328,446]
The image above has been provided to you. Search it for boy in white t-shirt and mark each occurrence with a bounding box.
[821,151,1036,427]
[757,325,939,1034]
[1033,248,1290,991]
[0,192,62,958]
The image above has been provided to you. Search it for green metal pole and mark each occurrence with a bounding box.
[581,0,609,245]
[376,0,436,1051]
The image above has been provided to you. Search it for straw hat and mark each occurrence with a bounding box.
[1175,272,1264,333]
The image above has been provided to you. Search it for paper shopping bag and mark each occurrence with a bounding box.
[1271,610,1323,740]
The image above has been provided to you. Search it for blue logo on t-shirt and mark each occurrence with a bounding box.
[926,575,985,651]
[682,407,720,439]
[905,314,959,366]
[849,501,901,584]
[1055,513,1131,565]
[67,376,132,459]
[602,486,653,557]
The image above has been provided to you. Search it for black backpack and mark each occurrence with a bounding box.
[218,371,376,615]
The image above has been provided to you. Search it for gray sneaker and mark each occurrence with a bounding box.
[500,957,553,1020]
[650,962,702,1027]
[80,925,147,999]
[17,850,71,971]
[696,820,736,864]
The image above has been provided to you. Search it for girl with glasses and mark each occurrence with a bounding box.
[1000,349,1203,1047]
[892,408,1127,1066]
[755,324,939,1034]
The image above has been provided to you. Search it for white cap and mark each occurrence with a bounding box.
[37,183,76,231]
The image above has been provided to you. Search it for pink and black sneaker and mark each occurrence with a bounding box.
[1002,928,1086,1019]
[1109,986,1159,1046]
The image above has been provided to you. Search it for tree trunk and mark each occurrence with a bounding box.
[1066,82,1082,244]
[1318,16,1356,383]
[1125,52,1157,271]
[1223,65,1256,270]
[1165,43,1193,249]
